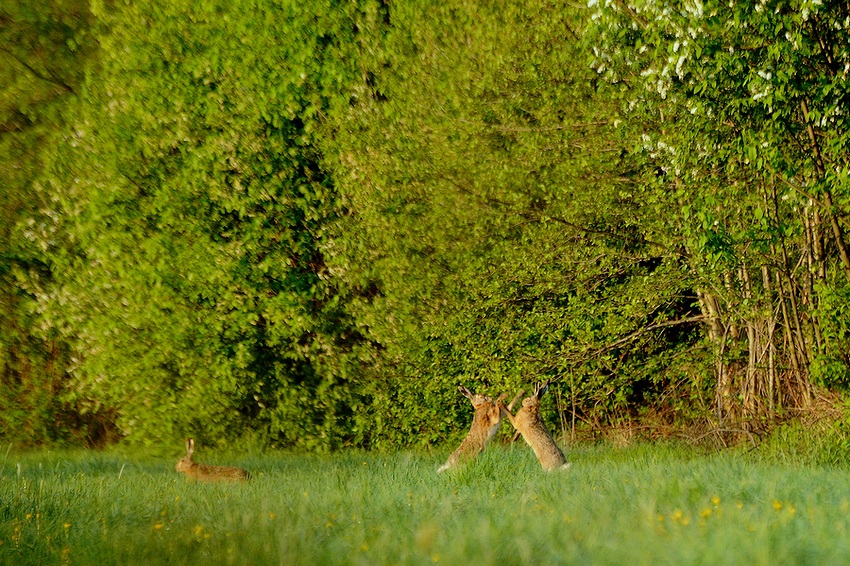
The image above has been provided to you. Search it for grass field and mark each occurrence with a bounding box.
[2,436,850,565]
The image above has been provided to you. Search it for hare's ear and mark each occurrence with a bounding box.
[458,385,473,400]
[535,381,550,399]
[186,438,194,456]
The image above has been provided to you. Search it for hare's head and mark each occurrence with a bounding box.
[521,381,551,410]
[458,385,494,409]
[175,438,195,472]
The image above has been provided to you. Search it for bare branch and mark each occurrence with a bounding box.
[0,46,74,93]
[458,118,609,133]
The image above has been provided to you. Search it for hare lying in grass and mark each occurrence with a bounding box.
[438,386,515,473]
[500,381,570,471]
[176,438,251,482]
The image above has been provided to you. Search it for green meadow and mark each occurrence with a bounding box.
[3,434,850,565]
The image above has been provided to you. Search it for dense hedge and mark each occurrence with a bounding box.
[3,0,850,448]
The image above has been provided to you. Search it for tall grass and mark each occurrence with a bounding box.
[2,441,849,565]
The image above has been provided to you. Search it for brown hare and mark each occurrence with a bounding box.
[500,381,570,471]
[175,438,251,482]
[438,386,511,473]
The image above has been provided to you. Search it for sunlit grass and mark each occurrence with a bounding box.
[2,442,849,564]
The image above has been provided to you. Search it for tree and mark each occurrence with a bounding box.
[323,0,703,446]
[0,0,103,444]
[34,0,384,448]
[590,0,850,426]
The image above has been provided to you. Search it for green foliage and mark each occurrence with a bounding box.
[35,0,385,448]
[7,0,850,448]
[0,0,103,445]
[589,0,850,417]
[812,278,850,388]
[590,0,850,292]
[323,0,702,447]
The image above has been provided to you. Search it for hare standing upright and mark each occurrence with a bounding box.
[438,386,510,473]
[176,438,251,482]
[500,381,570,471]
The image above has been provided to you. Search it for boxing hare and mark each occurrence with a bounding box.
[500,381,570,471]
[176,438,251,482]
[438,386,511,473]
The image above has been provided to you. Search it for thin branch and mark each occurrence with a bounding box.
[0,46,74,93]
[613,0,649,29]
[439,173,671,252]
[530,315,708,384]
[0,109,33,133]
[533,212,670,252]
[458,118,609,133]
[595,315,707,354]
[801,99,850,281]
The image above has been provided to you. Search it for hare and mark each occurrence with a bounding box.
[438,386,512,473]
[500,381,570,471]
[175,438,251,482]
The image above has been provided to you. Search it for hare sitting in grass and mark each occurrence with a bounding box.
[176,438,251,482]
[500,381,570,471]
[438,386,513,473]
